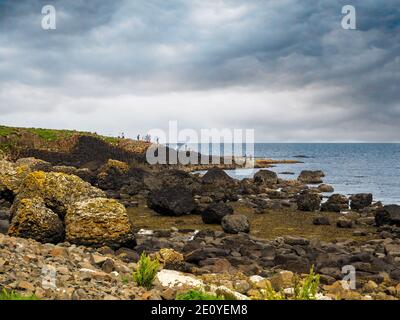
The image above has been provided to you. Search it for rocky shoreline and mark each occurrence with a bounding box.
[1,152,400,300]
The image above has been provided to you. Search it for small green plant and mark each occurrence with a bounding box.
[176,289,224,300]
[0,288,39,300]
[121,275,131,285]
[264,283,286,300]
[263,266,320,300]
[132,253,159,289]
[293,266,320,300]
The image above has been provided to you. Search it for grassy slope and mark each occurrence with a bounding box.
[0,125,119,142]
[0,125,126,153]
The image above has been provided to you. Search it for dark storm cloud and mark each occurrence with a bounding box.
[0,0,399,141]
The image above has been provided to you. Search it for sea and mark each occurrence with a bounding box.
[188,143,400,205]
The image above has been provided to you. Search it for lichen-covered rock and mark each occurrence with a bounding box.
[221,214,250,234]
[65,197,135,249]
[0,160,30,193]
[8,197,64,243]
[156,248,185,270]
[15,158,52,172]
[16,171,105,216]
[254,170,278,185]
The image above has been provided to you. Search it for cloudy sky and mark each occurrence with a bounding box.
[0,0,399,142]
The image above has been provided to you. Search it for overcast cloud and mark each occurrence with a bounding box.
[0,0,399,142]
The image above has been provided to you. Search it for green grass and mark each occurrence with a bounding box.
[0,126,18,137]
[0,124,123,147]
[0,288,39,300]
[132,253,159,289]
[176,290,224,300]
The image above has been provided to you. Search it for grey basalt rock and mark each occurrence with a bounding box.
[221,214,250,234]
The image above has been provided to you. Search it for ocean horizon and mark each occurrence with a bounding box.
[189,143,400,205]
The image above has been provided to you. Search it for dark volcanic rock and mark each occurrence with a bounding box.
[375,205,400,227]
[313,216,331,225]
[185,247,230,263]
[297,170,325,184]
[296,191,321,211]
[350,193,373,211]
[0,219,9,234]
[336,218,353,229]
[202,167,234,185]
[201,202,233,224]
[318,184,334,193]
[221,214,250,234]
[147,186,195,216]
[254,170,278,185]
[321,194,349,212]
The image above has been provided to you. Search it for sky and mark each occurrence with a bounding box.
[0,0,399,142]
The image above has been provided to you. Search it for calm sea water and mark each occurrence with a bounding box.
[192,143,400,205]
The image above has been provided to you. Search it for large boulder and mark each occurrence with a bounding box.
[202,202,234,224]
[350,193,373,211]
[321,194,349,212]
[202,167,234,185]
[221,214,250,234]
[297,170,325,184]
[296,191,321,211]
[254,170,278,185]
[8,197,64,243]
[375,205,400,227]
[161,170,201,193]
[65,197,135,248]
[15,171,105,217]
[201,168,239,202]
[147,186,195,216]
